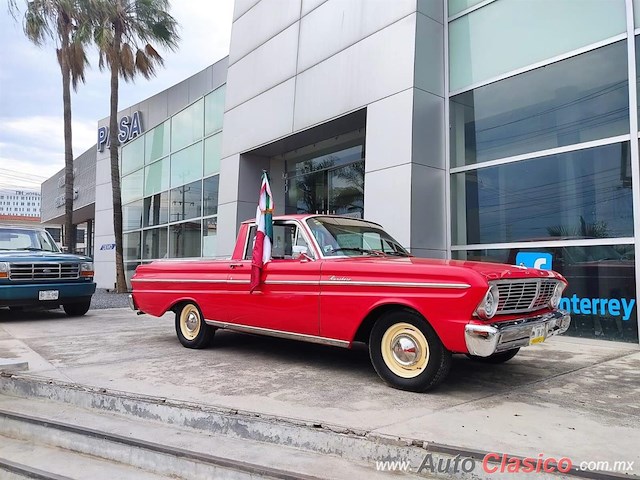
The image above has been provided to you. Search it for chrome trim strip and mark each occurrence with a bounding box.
[131,278,469,289]
[204,320,350,348]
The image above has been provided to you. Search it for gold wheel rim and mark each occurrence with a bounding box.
[381,322,429,379]
[180,304,201,341]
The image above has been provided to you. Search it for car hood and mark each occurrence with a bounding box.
[0,250,92,262]
[326,256,566,282]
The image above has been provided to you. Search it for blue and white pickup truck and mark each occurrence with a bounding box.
[0,225,96,316]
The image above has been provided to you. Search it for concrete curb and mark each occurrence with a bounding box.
[0,373,634,480]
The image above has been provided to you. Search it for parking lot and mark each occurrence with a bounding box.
[1,306,639,476]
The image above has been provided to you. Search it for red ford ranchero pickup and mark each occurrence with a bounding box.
[129,215,571,392]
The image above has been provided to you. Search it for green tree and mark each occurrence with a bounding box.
[91,0,178,292]
[9,0,90,253]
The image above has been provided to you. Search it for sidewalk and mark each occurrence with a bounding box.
[0,307,638,477]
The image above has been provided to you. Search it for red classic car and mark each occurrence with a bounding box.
[129,215,571,392]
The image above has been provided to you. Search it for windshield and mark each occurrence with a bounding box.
[0,228,60,253]
[306,217,410,257]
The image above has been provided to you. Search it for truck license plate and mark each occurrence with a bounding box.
[529,324,546,345]
[39,290,59,301]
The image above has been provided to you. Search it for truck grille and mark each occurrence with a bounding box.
[495,279,559,314]
[9,262,80,281]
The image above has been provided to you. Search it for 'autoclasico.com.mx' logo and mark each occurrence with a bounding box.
[515,252,635,321]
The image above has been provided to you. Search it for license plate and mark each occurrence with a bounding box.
[39,290,59,301]
[529,324,546,345]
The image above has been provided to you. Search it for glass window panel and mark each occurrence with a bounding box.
[453,245,637,343]
[204,85,225,135]
[123,231,141,261]
[204,133,222,176]
[328,160,364,218]
[144,157,169,197]
[121,136,144,175]
[635,0,640,28]
[450,41,629,167]
[121,169,144,204]
[449,0,626,92]
[448,0,485,17]
[169,221,202,258]
[123,200,143,231]
[451,142,634,245]
[170,142,203,187]
[202,217,217,257]
[124,262,140,289]
[142,227,168,259]
[170,180,202,222]
[203,175,219,216]
[171,99,204,151]
[145,120,170,164]
[143,192,169,227]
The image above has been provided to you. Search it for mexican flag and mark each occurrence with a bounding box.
[249,171,274,292]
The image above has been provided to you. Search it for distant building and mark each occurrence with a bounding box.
[0,188,41,218]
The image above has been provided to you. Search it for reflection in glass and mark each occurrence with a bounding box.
[144,157,169,197]
[170,180,202,222]
[205,85,225,135]
[204,133,222,176]
[124,262,140,289]
[123,201,143,231]
[121,136,144,175]
[143,192,168,227]
[448,0,625,91]
[171,99,204,151]
[202,217,217,257]
[203,175,219,216]
[143,227,168,259]
[170,142,203,187]
[123,232,141,261]
[450,41,629,167]
[451,142,633,245]
[145,121,170,164]
[453,245,637,343]
[122,169,144,204]
[329,161,364,218]
[169,221,201,258]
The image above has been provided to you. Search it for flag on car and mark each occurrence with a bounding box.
[249,171,274,292]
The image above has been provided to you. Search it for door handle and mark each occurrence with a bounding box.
[230,263,244,269]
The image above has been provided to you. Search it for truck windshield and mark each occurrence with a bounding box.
[0,228,60,253]
[306,217,410,257]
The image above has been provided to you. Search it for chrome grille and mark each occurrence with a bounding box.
[9,262,80,281]
[495,279,559,314]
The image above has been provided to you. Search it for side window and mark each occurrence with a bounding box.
[244,224,304,260]
[244,226,257,260]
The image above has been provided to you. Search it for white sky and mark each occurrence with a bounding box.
[0,0,234,190]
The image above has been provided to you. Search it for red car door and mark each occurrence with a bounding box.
[224,221,321,336]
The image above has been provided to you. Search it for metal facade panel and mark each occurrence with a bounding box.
[297,0,416,72]
[293,14,416,131]
[225,24,299,110]
[222,78,296,157]
[229,0,301,65]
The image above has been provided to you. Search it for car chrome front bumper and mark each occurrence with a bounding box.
[465,310,571,357]
[127,294,137,311]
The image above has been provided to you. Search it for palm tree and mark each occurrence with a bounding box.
[91,0,178,292]
[9,0,89,254]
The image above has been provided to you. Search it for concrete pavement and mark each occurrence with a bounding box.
[0,306,638,478]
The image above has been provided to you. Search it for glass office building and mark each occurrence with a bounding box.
[48,0,637,345]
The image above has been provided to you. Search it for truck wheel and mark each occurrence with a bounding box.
[369,310,451,392]
[63,301,91,317]
[175,302,214,349]
[467,348,520,364]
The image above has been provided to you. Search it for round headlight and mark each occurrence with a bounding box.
[477,284,500,320]
[549,282,565,309]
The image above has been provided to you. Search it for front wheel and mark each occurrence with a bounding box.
[466,348,520,364]
[369,310,451,392]
[63,301,91,317]
[175,302,215,349]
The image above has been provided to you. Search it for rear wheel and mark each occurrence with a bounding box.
[466,348,520,364]
[63,301,91,317]
[175,302,215,349]
[369,310,451,392]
